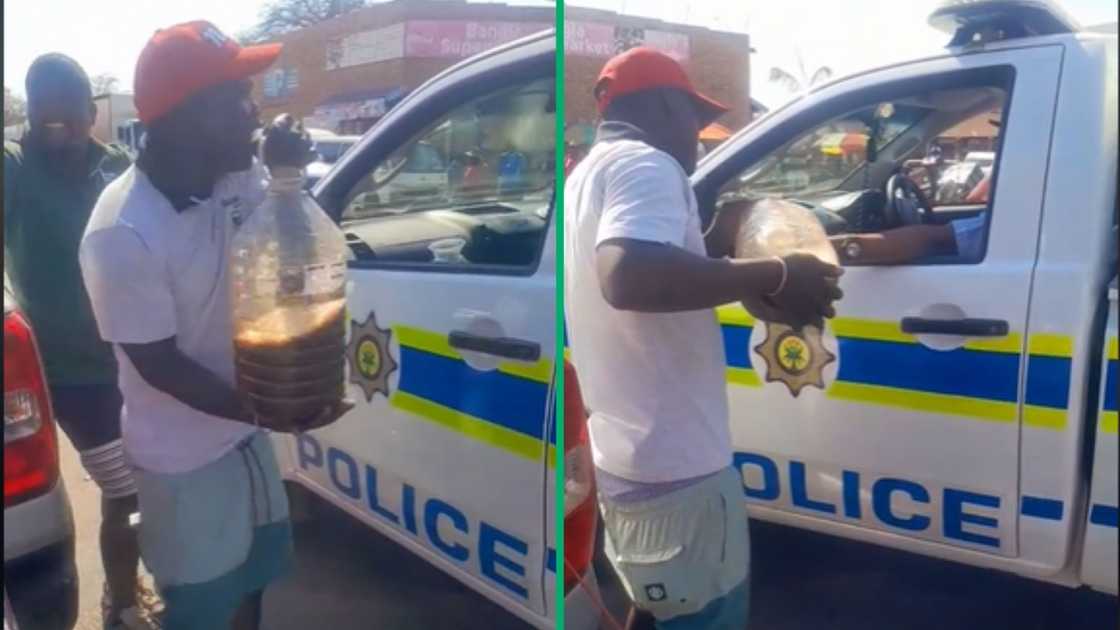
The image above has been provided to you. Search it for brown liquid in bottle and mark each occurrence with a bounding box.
[234,299,347,425]
[231,118,351,430]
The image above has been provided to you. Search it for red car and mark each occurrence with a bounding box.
[3,286,79,630]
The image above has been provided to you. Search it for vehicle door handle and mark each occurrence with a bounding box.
[448,331,541,362]
[900,317,1009,337]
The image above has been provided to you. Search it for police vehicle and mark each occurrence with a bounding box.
[659,0,1116,598]
[267,31,579,628]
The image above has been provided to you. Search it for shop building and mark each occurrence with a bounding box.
[251,0,552,134]
[251,1,755,141]
[563,6,754,146]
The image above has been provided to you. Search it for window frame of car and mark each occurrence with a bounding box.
[315,139,356,164]
[313,31,555,278]
[693,64,1016,266]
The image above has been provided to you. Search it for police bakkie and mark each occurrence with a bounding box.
[570,1,1118,621]
[703,0,1117,598]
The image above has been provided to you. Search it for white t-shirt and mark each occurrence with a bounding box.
[80,162,269,474]
[564,138,732,483]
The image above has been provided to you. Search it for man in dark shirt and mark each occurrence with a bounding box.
[3,54,160,629]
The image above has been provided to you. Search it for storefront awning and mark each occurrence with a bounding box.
[819,132,867,155]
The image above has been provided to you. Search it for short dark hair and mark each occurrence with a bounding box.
[25,53,92,103]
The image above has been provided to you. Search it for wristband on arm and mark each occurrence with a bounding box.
[767,256,788,297]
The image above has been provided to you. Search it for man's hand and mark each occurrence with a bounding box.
[740,294,789,324]
[259,113,315,169]
[294,399,355,433]
[245,398,354,434]
[764,253,844,330]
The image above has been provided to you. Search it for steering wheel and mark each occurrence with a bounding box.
[885,172,933,227]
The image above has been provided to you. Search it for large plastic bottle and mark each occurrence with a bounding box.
[733,198,839,321]
[230,115,349,430]
[734,198,839,265]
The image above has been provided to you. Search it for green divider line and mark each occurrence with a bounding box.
[553,8,566,628]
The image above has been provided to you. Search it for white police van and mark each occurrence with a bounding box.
[269,31,566,628]
[684,0,1116,596]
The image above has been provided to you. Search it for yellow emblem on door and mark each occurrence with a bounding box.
[754,322,835,397]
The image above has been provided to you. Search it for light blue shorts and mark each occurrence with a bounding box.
[133,431,293,629]
[600,466,751,629]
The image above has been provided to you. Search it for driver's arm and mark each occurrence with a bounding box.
[831,223,957,265]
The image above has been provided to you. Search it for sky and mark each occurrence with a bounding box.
[4,0,263,97]
[3,0,555,98]
[5,0,1116,105]
[567,0,1119,110]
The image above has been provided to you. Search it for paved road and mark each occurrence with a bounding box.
[59,436,530,630]
[592,520,1117,630]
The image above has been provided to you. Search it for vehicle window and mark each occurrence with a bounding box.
[342,76,554,272]
[719,83,1008,266]
[316,141,355,164]
[912,110,1001,207]
[738,104,926,197]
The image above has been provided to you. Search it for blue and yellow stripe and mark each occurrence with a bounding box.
[388,326,554,465]
[1099,337,1117,435]
[1018,494,1118,530]
[717,306,1077,429]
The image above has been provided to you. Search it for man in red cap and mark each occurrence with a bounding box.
[78,21,344,629]
[564,47,842,629]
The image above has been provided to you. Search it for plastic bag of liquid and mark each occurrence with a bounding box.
[733,198,839,321]
[231,115,350,431]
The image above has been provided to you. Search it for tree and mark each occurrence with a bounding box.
[4,86,26,126]
[237,0,369,44]
[90,73,120,96]
[769,51,833,95]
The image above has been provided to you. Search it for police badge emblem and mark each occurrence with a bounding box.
[346,312,398,402]
[754,322,835,397]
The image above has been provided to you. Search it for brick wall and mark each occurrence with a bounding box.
[564,8,751,142]
[250,1,751,138]
[253,0,552,128]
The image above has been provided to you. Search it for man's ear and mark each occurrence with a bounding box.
[89,101,98,125]
[592,80,607,102]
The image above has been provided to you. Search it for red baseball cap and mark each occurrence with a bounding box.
[595,47,729,124]
[134,21,282,124]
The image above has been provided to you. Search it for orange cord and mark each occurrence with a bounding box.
[564,556,627,630]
